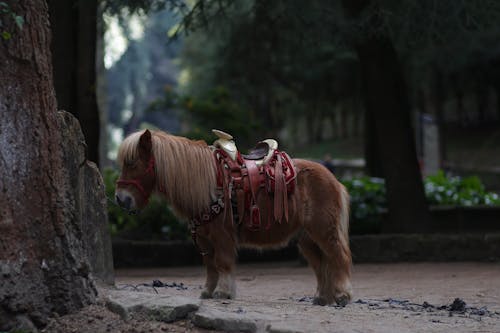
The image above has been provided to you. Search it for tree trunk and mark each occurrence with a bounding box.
[342,0,430,232]
[48,0,78,113]
[48,0,101,165]
[364,107,385,177]
[432,67,446,166]
[450,73,466,126]
[0,1,97,330]
[77,0,100,165]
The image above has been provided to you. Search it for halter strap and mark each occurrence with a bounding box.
[116,155,156,204]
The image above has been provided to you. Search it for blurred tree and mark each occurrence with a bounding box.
[48,0,101,165]
[179,0,362,143]
[340,0,430,232]
[106,8,182,138]
[48,0,185,166]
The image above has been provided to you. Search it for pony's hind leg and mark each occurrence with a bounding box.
[305,182,352,306]
[306,222,352,306]
[298,232,327,303]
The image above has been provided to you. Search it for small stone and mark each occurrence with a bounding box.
[0,264,11,277]
[449,298,466,312]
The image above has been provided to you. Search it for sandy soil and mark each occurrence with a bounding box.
[42,302,218,333]
[44,262,500,332]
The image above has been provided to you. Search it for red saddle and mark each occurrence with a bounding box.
[214,147,297,231]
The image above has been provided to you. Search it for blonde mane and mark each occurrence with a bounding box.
[117,130,217,216]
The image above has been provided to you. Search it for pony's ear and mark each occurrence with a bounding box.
[138,129,152,160]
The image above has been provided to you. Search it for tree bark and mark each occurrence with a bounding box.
[77,0,100,164]
[0,1,96,330]
[364,107,384,177]
[342,0,430,232]
[48,0,101,165]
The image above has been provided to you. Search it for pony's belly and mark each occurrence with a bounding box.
[237,220,301,249]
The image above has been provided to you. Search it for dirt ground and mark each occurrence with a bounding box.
[44,262,500,332]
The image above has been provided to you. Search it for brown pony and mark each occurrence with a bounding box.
[115,129,352,306]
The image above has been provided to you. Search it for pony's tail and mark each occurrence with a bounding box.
[338,183,350,251]
[336,183,352,291]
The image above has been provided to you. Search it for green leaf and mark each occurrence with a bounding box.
[2,31,11,40]
[14,15,23,29]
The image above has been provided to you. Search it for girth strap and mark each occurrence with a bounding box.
[273,153,287,223]
[245,160,262,230]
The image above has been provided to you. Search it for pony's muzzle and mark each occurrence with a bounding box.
[115,191,134,210]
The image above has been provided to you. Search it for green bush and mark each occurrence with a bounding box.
[425,170,500,206]
[342,171,500,234]
[342,177,387,234]
[103,168,189,241]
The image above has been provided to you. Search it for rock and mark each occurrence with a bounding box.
[106,290,200,322]
[266,323,305,333]
[191,307,260,333]
[57,111,114,285]
[0,110,103,330]
[266,323,306,333]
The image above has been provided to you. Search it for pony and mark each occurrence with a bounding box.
[115,129,352,306]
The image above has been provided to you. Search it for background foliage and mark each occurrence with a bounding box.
[343,172,500,234]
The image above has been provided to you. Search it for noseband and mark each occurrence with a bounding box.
[116,155,155,204]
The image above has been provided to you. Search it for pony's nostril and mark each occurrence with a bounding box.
[123,196,132,210]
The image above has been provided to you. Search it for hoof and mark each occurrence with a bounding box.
[213,290,232,299]
[313,297,328,306]
[335,295,349,307]
[200,290,213,299]
[335,294,350,307]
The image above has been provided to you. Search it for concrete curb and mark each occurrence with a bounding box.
[350,233,500,262]
[112,233,500,268]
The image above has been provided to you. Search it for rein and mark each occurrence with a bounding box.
[116,154,156,204]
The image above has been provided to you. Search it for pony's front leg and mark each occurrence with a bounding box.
[195,234,219,299]
[212,249,236,299]
[200,253,219,299]
[210,223,237,299]
[196,218,237,299]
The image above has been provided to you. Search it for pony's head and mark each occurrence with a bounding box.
[115,129,156,211]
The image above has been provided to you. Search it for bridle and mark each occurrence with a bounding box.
[116,154,156,204]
